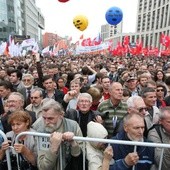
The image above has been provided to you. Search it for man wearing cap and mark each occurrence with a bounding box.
[126,74,139,96]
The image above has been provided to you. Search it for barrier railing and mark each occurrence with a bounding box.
[16,131,170,170]
[0,130,12,170]
[1,130,170,170]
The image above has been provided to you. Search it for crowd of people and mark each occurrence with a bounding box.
[0,53,170,170]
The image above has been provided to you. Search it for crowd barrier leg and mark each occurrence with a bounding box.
[158,148,164,170]
[59,146,63,170]
[0,130,12,170]
[83,142,86,170]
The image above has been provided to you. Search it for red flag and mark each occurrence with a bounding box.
[160,34,170,47]
[142,48,148,56]
[160,33,165,43]
[92,33,102,45]
[3,42,10,57]
[81,38,91,46]
[136,39,143,54]
[123,36,129,46]
[3,34,14,57]
[79,34,84,39]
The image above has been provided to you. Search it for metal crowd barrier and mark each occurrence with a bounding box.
[1,130,170,170]
[0,130,12,170]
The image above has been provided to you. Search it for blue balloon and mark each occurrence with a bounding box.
[105,6,123,25]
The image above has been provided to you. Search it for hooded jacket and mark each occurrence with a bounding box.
[86,121,108,170]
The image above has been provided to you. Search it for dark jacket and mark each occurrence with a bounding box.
[43,89,64,104]
[110,131,154,170]
[0,98,4,115]
[65,109,100,137]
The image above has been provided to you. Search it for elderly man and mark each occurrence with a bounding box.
[148,107,170,170]
[65,93,102,137]
[97,82,128,138]
[117,96,149,137]
[1,92,36,133]
[32,100,83,170]
[25,88,44,118]
[102,114,154,170]
[18,73,38,106]
[126,96,147,117]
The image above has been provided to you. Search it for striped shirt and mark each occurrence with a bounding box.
[98,99,128,138]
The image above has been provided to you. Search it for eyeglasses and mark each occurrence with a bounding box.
[137,107,148,112]
[23,79,31,82]
[78,100,91,104]
[157,89,164,92]
[7,100,19,103]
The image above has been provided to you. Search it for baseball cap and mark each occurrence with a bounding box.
[126,74,137,82]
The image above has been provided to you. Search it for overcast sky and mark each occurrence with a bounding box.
[36,0,138,42]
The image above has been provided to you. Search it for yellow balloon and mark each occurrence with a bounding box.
[73,15,88,31]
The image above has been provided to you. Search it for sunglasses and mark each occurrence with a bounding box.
[138,107,148,112]
[157,89,164,92]
[30,97,40,99]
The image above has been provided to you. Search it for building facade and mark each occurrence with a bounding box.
[0,0,15,41]
[101,23,122,41]
[136,0,170,48]
[23,0,44,43]
[0,0,44,46]
[104,0,170,49]
[43,33,60,48]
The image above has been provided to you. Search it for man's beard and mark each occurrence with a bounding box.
[8,107,19,113]
[45,119,62,133]
[127,133,143,142]
[33,103,40,107]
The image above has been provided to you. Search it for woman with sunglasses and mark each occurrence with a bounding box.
[156,83,167,108]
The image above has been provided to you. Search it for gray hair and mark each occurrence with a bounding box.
[31,88,44,97]
[77,93,93,102]
[22,73,34,81]
[42,99,64,115]
[8,92,25,103]
[141,87,156,98]
[159,107,170,120]
[123,113,143,126]
[126,96,144,108]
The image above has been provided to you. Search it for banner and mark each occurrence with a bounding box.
[21,38,35,47]
[76,42,109,54]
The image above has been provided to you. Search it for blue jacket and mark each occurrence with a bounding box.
[109,131,154,170]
